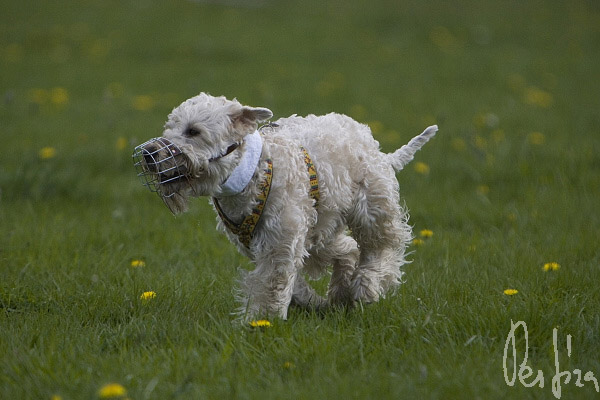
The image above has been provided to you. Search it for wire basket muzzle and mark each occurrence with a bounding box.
[132,137,189,198]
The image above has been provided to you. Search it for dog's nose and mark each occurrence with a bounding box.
[142,143,160,172]
[143,150,154,165]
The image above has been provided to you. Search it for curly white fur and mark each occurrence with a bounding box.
[143,92,438,322]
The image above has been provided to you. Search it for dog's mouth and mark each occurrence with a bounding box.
[133,137,191,195]
[133,137,241,200]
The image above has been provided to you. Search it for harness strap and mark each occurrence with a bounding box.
[214,147,319,249]
[301,146,319,205]
[214,158,273,248]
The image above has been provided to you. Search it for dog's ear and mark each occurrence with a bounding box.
[242,106,273,123]
[231,106,273,132]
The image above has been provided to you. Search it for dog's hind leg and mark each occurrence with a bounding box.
[347,174,411,303]
[302,233,359,309]
[327,234,359,307]
[290,274,326,311]
[350,246,406,303]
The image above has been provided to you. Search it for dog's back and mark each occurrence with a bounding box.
[265,113,437,189]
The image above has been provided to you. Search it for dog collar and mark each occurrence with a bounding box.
[218,130,263,196]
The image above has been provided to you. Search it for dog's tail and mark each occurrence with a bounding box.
[388,125,438,172]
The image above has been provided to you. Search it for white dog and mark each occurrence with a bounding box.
[134,93,437,321]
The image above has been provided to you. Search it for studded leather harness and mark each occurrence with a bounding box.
[213,146,319,248]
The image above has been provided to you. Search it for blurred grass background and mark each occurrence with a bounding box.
[1,0,600,399]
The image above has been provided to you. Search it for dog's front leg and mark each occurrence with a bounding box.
[236,244,304,322]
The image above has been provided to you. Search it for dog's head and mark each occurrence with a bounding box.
[133,93,273,214]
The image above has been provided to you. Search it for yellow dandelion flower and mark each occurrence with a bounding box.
[50,87,69,106]
[473,113,486,129]
[429,26,459,53]
[88,38,111,60]
[106,82,124,99]
[130,259,145,268]
[543,262,560,272]
[492,129,505,144]
[350,104,367,120]
[315,71,345,97]
[412,238,425,246]
[51,395,63,400]
[368,120,384,134]
[116,137,128,151]
[419,229,433,238]
[315,80,335,97]
[451,138,466,152]
[249,319,271,328]
[140,291,156,301]
[528,132,545,145]
[98,383,127,398]
[474,135,487,150]
[283,361,295,369]
[524,87,553,108]
[414,162,430,175]
[476,185,490,196]
[132,95,154,111]
[543,264,550,271]
[39,147,57,160]
[503,289,518,296]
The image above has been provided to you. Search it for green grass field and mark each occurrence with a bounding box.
[2,0,600,399]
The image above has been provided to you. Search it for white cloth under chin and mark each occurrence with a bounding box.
[219,130,263,196]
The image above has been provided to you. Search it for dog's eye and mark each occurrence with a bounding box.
[186,127,201,137]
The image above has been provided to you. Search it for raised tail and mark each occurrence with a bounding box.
[389,125,438,172]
